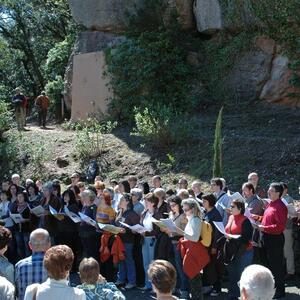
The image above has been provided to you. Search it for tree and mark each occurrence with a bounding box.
[213,107,223,178]
[0,0,79,105]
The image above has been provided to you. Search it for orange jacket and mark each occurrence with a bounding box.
[178,238,210,279]
[100,232,125,264]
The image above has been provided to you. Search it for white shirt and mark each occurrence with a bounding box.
[24,278,86,300]
[184,215,201,242]
[143,211,154,231]
[0,201,14,227]
[0,275,14,300]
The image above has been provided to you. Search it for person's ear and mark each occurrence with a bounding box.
[241,287,247,300]
[28,241,33,251]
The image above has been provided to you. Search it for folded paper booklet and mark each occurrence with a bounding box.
[79,212,97,227]
[30,205,46,217]
[213,221,241,239]
[151,218,178,233]
[10,213,26,224]
[49,206,65,221]
[98,223,123,234]
[119,222,148,234]
[64,207,81,223]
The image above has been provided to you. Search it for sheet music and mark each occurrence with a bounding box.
[213,221,241,239]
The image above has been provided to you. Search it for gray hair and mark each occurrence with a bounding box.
[131,188,143,201]
[239,264,275,300]
[81,189,96,202]
[181,198,202,218]
[42,181,53,193]
[30,229,50,251]
[154,188,166,200]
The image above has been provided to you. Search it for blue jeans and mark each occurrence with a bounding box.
[227,248,253,298]
[15,231,30,259]
[142,237,156,288]
[118,243,136,285]
[173,244,189,292]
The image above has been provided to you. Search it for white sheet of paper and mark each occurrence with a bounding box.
[119,222,148,234]
[10,213,25,224]
[79,212,97,227]
[30,205,46,216]
[287,204,298,218]
[213,221,241,239]
[64,207,81,223]
[98,223,123,234]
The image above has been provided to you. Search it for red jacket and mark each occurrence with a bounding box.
[100,232,125,264]
[178,238,210,279]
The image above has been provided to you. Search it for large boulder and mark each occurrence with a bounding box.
[68,0,194,32]
[226,37,275,102]
[64,31,124,110]
[259,55,300,107]
[68,0,144,32]
[193,0,259,34]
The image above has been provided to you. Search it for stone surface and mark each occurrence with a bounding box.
[193,0,259,34]
[64,31,124,110]
[71,52,111,121]
[226,48,273,102]
[68,0,144,32]
[193,0,222,34]
[260,55,300,107]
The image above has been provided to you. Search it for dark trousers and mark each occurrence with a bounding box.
[38,108,47,127]
[190,273,203,300]
[133,235,145,286]
[80,232,101,264]
[203,253,223,292]
[261,233,285,297]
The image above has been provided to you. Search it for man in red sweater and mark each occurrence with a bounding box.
[258,182,287,299]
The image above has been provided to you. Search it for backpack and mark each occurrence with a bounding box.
[200,220,213,247]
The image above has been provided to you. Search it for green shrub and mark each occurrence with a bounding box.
[75,118,117,160]
[0,100,13,139]
[131,106,191,147]
[105,28,197,120]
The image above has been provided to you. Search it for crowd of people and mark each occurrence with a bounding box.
[0,171,299,300]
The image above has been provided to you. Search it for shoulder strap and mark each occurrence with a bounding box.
[217,192,226,201]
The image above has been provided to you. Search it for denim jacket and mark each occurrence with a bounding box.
[0,255,14,283]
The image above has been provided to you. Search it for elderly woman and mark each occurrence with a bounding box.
[24,245,85,300]
[148,260,179,300]
[79,190,99,262]
[115,193,140,289]
[131,188,145,216]
[40,182,61,244]
[77,257,125,300]
[177,198,210,300]
[224,199,253,300]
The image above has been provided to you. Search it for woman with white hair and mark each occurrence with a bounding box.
[177,198,210,300]
[239,264,275,300]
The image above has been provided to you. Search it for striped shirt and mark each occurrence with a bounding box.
[15,252,48,300]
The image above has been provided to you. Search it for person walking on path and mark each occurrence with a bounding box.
[12,87,27,130]
[35,91,50,128]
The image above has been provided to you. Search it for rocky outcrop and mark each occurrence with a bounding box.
[225,36,300,107]
[260,55,300,107]
[63,31,124,109]
[226,37,275,102]
[69,0,194,32]
[68,0,144,32]
[193,0,259,34]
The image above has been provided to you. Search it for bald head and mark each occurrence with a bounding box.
[29,229,51,253]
